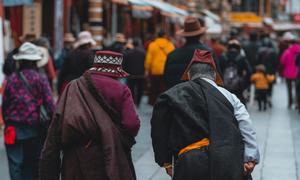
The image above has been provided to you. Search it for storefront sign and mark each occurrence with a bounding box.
[4,0,32,7]
[22,2,41,38]
[229,12,262,23]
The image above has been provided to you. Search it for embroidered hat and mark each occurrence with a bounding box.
[13,42,42,61]
[181,49,223,85]
[89,51,129,78]
[74,31,96,49]
[177,16,206,37]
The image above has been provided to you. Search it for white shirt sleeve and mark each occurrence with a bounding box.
[230,93,260,163]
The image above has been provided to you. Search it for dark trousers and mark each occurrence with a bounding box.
[148,75,165,105]
[173,148,209,180]
[5,137,40,180]
[127,78,144,107]
[255,89,268,111]
[286,79,295,107]
[296,77,300,111]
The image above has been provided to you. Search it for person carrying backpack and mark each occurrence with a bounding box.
[219,40,252,104]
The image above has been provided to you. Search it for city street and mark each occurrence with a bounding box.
[0,81,300,180]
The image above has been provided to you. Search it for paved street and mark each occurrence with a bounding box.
[0,81,300,180]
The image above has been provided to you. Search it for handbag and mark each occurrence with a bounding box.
[17,71,51,128]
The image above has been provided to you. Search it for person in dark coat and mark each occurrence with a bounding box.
[57,31,95,95]
[219,39,252,104]
[244,31,261,69]
[257,38,278,106]
[151,50,259,180]
[40,51,140,180]
[123,38,146,106]
[164,16,215,89]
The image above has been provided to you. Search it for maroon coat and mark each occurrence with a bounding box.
[39,72,140,180]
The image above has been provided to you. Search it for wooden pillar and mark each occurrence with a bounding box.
[89,0,104,48]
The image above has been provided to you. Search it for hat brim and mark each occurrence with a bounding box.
[74,39,97,49]
[13,54,41,61]
[176,27,206,37]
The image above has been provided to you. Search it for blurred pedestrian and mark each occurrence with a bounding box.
[3,34,37,76]
[108,33,127,53]
[295,53,300,112]
[40,51,140,180]
[251,65,275,111]
[145,30,175,105]
[55,32,76,70]
[123,37,146,107]
[57,31,95,95]
[257,38,278,106]
[151,50,259,180]
[219,39,252,104]
[164,16,212,89]
[210,37,226,59]
[280,33,300,108]
[244,31,261,69]
[3,42,54,180]
[33,37,57,88]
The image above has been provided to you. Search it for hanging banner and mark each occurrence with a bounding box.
[3,0,32,7]
[22,2,42,38]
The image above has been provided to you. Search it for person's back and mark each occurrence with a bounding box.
[164,41,211,88]
[40,51,140,180]
[280,43,300,80]
[123,47,145,76]
[145,37,175,76]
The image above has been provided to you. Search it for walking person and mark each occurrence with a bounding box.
[40,51,140,180]
[251,65,275,111]
[57,31,95,95]
[55,32,76,70]
[164,16,214,89]
[2,42,55,180]
[145,30,175,105]
[257,38,278,107]
[280,33,300,108]
[219,39,252,104]
[151,50,259,180]
[123,38,146,107]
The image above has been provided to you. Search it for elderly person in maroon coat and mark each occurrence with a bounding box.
[39,51,140,180]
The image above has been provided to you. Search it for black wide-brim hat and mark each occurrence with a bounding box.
[89,50,129,78]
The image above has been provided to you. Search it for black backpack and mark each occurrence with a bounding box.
[223,55,243,92]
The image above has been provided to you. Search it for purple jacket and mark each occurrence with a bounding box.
[280,44,300,80]
[90,72,140,136]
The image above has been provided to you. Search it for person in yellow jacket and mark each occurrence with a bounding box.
[251,64,275,111]
[145,31,175,105]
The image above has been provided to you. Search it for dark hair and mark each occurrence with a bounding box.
[18,60,38,70]
[133,37,142,47]
[158,30,166,37]
[249,31,258,41]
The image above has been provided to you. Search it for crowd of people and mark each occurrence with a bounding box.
[1,14,300,180]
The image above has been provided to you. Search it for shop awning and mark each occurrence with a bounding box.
[4,0,33,7]
[143,0,188,17]
[111,0,128,5]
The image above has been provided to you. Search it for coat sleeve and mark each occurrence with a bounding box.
[39,112,62,180]
[151,94,173,167]
[120,86,140,137]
